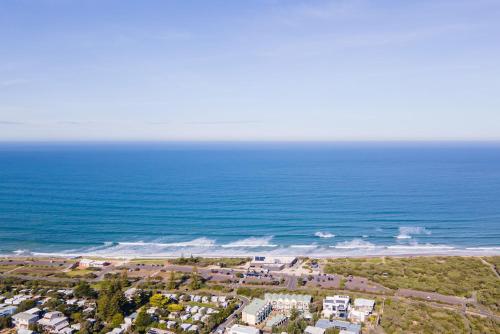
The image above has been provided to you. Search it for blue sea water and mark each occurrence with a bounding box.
[0,142,499,258]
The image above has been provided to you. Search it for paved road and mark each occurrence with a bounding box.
[286,275,297,290]
[213,295,249,334]
[396,288,467,306]
[479,257,500,279]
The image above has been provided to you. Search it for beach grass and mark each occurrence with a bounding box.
[323,256,500,312]
[381,299,499,334]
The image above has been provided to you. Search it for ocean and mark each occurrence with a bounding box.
[0,142,499,258]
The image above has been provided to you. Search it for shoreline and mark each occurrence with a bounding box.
[2,249,500,261]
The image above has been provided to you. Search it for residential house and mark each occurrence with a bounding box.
[264,293,312,315]
[304,326,325,334]
[349,299,375,323]
[12,310,39,329]
[147,329,175,334]
[0,305,18,317]
[241,298,272,325]
[180,323,192,331]
[124,288,138,300]
[322,296,350,319]
[265,315,287,328]
[124,312,138,325]
[17,329,36,334]
[315,319,361,334]
[37,311,70,333]
[229,324,260,334]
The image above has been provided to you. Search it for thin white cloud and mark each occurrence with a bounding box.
[186,120,262,125]
[0,121,26,125]
[0,79,30,87]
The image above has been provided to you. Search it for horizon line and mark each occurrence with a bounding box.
[1,139,500,145]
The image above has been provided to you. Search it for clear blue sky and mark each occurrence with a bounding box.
[1,0,499,141]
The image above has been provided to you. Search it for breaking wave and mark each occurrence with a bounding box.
[315,231,335,238]
[6,237,499,259]
[290,244,318,249]
[333,239,377,249]
[118,237,216,248]
[395,226,431,239]
[222,236,277,248]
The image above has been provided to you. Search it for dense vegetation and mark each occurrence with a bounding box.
[324,256,499,312]
[381,299,500,334]
[484,256,500,275]
[236,286,266,298]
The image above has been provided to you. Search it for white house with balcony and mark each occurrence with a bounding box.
[12,310,39,330]
[37,311,70,333]
[322,295,350,319]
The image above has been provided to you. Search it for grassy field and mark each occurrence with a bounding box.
[65,269,97,278]
[0,265,19,274]
[381,299,500,334]
[323,256,499,312]
[484,256,500,274]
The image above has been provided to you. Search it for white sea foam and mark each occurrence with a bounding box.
[387,244,455,250]
[465,247,500,251]
[395,226,431,239]
[362,235,369,238]
[221,236,277,248]
[19,244,500,259]
[315,231,335,238]
[119,237,216,248]
[12,237,500,259]
[332,239,377,249]
[290,244,317,249]
[13,249,32,256]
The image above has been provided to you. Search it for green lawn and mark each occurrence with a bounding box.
[65,269,96,277]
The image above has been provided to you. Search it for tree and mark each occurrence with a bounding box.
[297,277,306,287]
[46,298,63,309]
[167,271,176,290]
[97,278,126,321]
[286,318,307,334]
[189,267,202,290]
[79,320,93,334]
[134,310,153,333]
[110,313,124,328]
[149,294,169,309]
[290,307,299,321]
[0,316,11,330]
[205,302,238,332]
[133,290,151,309]
[167,303,184,312]
[71,312,82,323]
[74,281,97,298]
[120,271,129,288]
[17,299,37,312]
